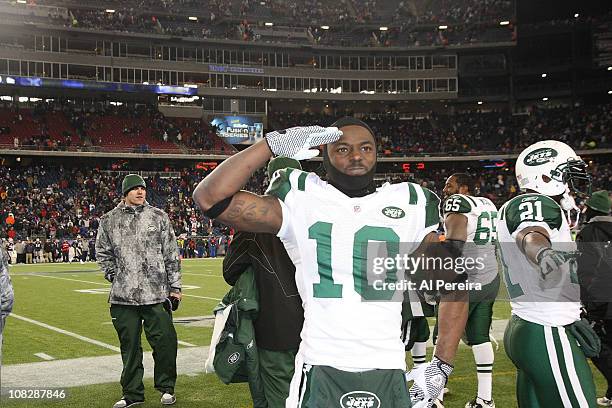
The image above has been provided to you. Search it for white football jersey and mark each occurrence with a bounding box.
[442,194,499,286]
[496,193,581,326]
[266,169,440,370]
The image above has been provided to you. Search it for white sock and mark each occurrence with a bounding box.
[473,342,494,401]
[411,341,427,367]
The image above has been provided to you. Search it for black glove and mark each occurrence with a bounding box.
[163,296,180,312]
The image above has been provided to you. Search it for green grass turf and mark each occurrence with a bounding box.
[2,259,608,407]
[4,259,228,364]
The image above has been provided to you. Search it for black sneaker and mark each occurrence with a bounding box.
[465,397,495,408]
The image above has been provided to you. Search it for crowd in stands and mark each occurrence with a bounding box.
[0,100,230,154]
[268,102,612,156]
[23,0,516,47]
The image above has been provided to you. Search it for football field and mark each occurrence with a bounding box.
[1,259,606,407]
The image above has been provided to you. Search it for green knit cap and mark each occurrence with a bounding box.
[267,157,301,178]
[585,190,611,214]
[122,174,146,196]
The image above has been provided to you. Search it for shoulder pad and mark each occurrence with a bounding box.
[504,194,562,234]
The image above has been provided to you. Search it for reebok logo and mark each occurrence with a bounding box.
[339,391,381,408]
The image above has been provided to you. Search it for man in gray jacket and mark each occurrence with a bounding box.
[0,245,14,367]
[96,174,182,408]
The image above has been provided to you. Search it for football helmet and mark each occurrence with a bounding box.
[515,140,591,197]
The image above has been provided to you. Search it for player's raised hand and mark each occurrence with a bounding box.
[265,126,342,160]
[406,356,453,408]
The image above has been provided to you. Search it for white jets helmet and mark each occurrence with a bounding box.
[515,140,591,197]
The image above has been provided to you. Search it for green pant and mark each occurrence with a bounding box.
[259,348,297,408]
[505,315,596,407]
[110,303,177,401]
[402,317,431,351]
[297,365,411,408]
[464,276,500,346]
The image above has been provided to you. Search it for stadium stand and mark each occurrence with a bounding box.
[0,101,231,154]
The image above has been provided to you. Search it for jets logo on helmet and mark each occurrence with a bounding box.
[523,148,558,166]
[516,140,591,197]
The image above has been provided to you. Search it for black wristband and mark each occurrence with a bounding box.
[520,230,551,254]
[203,195,234,219]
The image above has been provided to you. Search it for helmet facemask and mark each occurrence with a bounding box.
[549,158,592,197]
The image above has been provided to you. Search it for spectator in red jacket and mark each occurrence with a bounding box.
[61,240,70,262]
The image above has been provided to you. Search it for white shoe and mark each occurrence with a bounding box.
[112,398,144,408]
[161,393,176,405]
[598,397,612,407]
[443,387,449,395]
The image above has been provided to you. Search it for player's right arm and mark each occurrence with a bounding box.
[441,194,471,242]
[192,140,282,234]
[192,126,342,234]
[505,195,568,283]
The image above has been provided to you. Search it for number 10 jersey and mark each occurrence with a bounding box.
[266,169,439,370]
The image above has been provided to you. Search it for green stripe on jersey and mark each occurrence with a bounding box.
[265,167,295,202]
[466,195,478,207]
[297,171,307,191]
[408,183,418,205]
[422,187,441,227]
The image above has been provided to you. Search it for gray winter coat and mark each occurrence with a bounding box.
[96,201,181,305]
[0,247,14,332]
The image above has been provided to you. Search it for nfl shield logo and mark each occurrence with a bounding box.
[353,205,361,213]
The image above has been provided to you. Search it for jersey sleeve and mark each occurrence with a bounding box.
[441,194,473,217]
[504,194,563,238]
[415,186,441,242]
[265,168,310,241]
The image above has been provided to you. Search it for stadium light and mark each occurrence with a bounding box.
[438,25,448,30]
[379,27,388,31]
[477,101,483,105]
[574,13,579,18]
[188,16,198,21]
[265,22,274,26]
[608,90,612,94]
[541,73,547,78]
[17,0,26,3]
[499,21,510,26]
[542,97,549,101]
[321,25,330,30]
[106,9,115,13]
[608,66,612,71]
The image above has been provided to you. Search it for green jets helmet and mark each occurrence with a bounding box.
[515,140,591,196]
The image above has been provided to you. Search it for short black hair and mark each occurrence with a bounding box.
[451,173,473,192]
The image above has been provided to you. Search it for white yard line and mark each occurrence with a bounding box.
[180,272,223,277]
[177,340,197,347]
[2,346,210,389]
[29,274,109,286]
[182,294,221,301]
[34,352,56,361]
[10,313,120,352]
